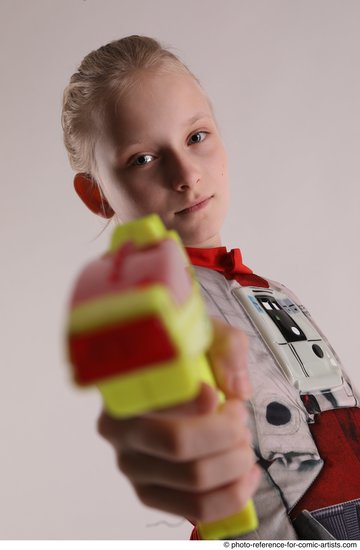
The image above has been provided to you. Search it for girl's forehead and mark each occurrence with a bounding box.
[101,68,215,147]
[116,68,210,114]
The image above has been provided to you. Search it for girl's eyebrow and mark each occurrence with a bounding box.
[186,112,211,126]
[116,136,151,151]
[116,113,211,154]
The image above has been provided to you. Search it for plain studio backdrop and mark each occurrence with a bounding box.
[1,0,359,540]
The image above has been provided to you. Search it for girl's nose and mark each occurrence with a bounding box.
[167,152,201,191]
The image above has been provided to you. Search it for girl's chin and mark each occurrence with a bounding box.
[181,232,222,248]
[165,215,222,247]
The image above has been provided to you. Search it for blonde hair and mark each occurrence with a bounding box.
[61,35,197,180]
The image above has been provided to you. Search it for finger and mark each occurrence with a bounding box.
[97,382,219,447]
[133,463,262,524]
[118,439,255,492]
[97,409,128,452]
[119,399,250,460]
[208,318,253,400]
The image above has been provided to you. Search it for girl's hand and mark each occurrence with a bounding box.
[97,318,261,524]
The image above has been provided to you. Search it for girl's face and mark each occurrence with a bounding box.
[94,67,229,247]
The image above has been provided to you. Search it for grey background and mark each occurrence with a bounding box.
[1,0,359,540]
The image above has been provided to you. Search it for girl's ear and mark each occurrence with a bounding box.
[73,173,114,219]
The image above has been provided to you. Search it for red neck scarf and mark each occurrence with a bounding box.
[185,246,269,288]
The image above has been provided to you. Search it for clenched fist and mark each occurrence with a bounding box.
[97,318,261,524]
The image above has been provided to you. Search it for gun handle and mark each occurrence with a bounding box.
[198,500,258,540]
[194,356,259,539]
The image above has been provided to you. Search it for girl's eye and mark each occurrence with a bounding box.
[188,131,208,145]
[133,154,154,166]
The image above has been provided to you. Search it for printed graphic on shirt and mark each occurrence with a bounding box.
[232,286,342,395]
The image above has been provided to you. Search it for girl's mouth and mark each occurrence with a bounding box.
[176,196,213,215]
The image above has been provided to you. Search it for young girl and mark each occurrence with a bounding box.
[62,35,360,540]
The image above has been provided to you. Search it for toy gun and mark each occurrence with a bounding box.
[65,214,258,539]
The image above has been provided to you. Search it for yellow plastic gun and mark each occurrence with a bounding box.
[66,214,257,539]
